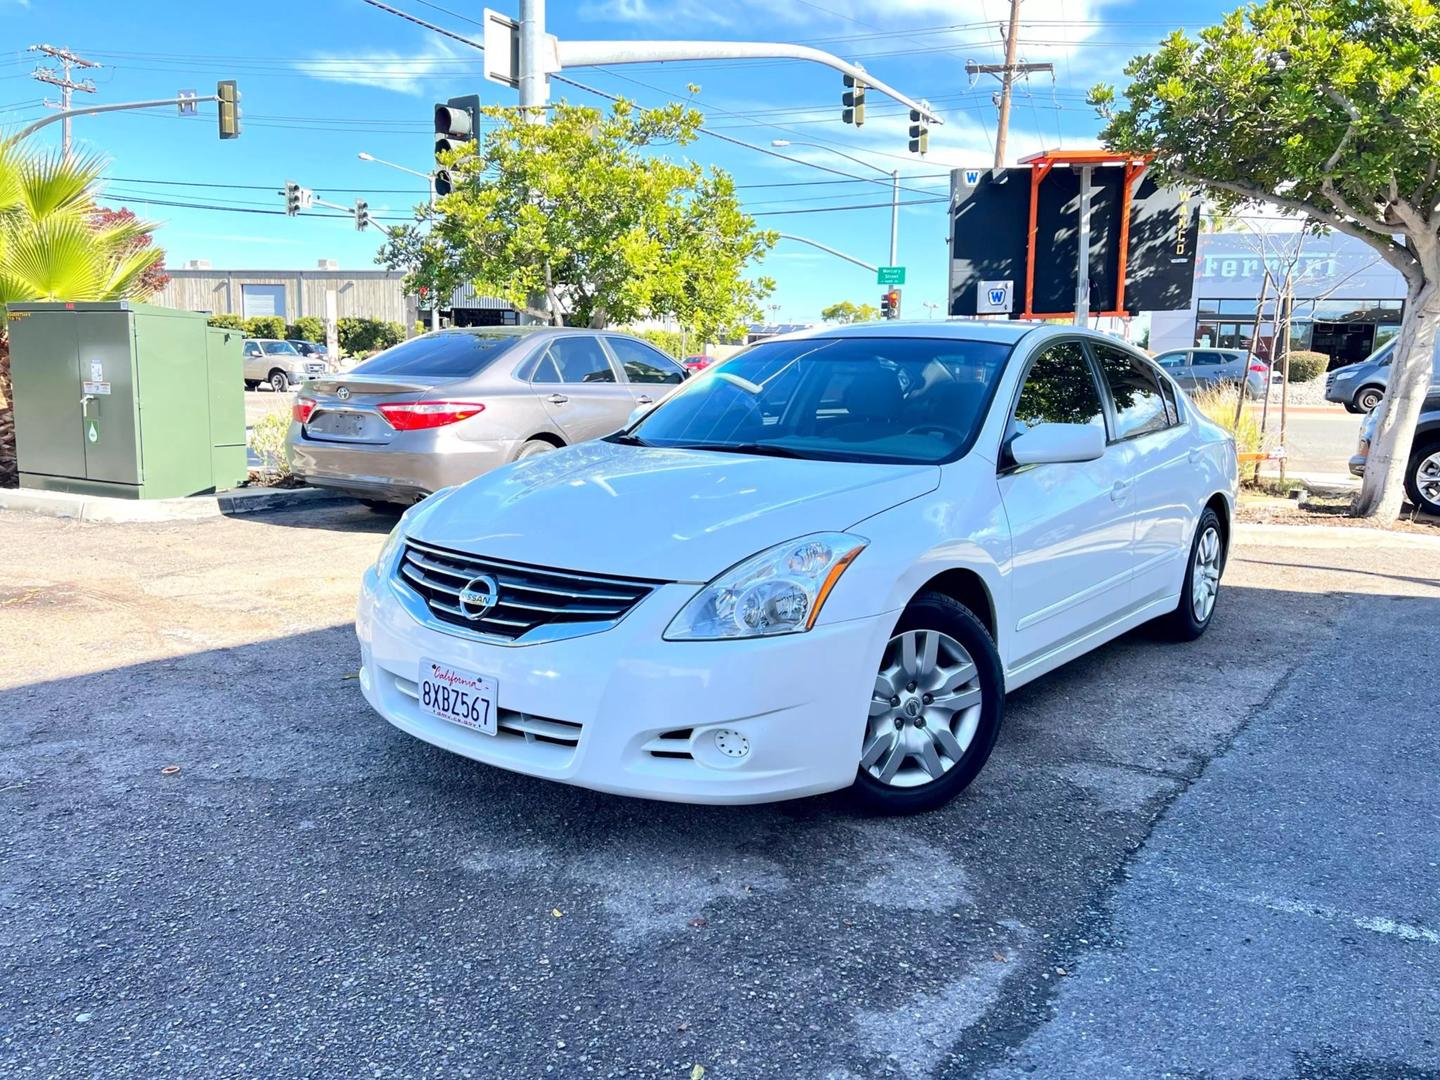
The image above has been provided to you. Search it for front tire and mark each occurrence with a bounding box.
[850,593,1004,815]
[1159,507,1225,640]
[268,370,290,394]
[1356,386,1384,412]
[1405,440,1440,515]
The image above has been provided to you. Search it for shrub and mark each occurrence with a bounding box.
[1189,384,1262,457]
[287,316,326,343]
[1284,350,1328,383]
[337,317,405,356]
[248,410,292,479]
[241,315,286,340]
[206,313,247,331]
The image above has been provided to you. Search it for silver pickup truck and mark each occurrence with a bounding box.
[243,338,328,393]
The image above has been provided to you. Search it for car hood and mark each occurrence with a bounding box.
[411,440,939,581]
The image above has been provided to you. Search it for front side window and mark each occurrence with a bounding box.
[243,342,261,356]
[607,336,684,384]
[1010,341,1107,436]
[622,335,1013,464]
[1092,343,1172,439]
[546,336,616,383]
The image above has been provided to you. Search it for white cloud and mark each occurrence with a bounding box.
[293,40,475,97]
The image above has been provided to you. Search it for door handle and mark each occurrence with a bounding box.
[1110,479,1130,501]
[547,393,569,405]
[634,395,654,405]
[80,394,97,416]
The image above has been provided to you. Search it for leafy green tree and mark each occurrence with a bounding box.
[380,100,775,342]
[0,140,166,486]
[1089,0,1440,519]
[821,300,880,323]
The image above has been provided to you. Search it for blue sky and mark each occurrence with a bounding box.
[2,0,1231,323]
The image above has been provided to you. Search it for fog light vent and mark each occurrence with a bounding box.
[713,729,750,759]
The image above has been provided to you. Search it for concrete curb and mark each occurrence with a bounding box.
[1236,521,1440,549]
[0,485,353,523]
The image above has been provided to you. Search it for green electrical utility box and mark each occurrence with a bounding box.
[6,301,248,499]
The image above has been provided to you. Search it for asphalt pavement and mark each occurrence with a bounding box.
[0,506,1436,1079]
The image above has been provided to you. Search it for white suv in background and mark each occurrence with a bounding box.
[356,322,1237,813]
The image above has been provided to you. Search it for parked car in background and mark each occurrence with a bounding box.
[356,322,1237,812]
[288,326,687,508]
[1326,337,1440,413]
[1350,383,1440,514]
[684,355,718,374]
[1153,348,1268,398]
[243,338,328,393]
[288,338,331,365]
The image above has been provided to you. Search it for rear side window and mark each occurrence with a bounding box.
[543,336,616,383]
[352,331,524,379]
[1092,343,1173,439]
[1192,351,1225,366]
[607,336,684,384]
[1154,351,1188,369]
[1011,340,1107,434]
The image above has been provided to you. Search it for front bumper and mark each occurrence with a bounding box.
[356,563,896,805]
[1325,377,1355,404]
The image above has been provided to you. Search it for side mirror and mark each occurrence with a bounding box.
[1009,422,1106,466]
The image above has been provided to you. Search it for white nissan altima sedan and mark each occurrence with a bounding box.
[356,321,1237,813]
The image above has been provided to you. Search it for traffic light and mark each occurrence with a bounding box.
[908,109,929,155]
[354,199,370,231]
[216,79,241,140]
[842,73,866,127]
[434,93,480,197]
[881,289,901,319]
[284,180,301,217]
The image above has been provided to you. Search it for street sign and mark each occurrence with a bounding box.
[177,89,198,117]
[977,279,1013,314]
[298,187,314,211]
[877,266,906,285]
[483,8,521,87]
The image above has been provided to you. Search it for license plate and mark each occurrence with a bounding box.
[419,658,498,735]
[313,410,367,437]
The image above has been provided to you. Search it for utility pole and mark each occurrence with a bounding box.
[965,2,1053,168]
[28,44,99,156]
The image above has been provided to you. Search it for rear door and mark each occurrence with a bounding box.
[1189,350,1228,390]
[532,334,635,441]
[604,335,686,407]
[1089,341,1196,610]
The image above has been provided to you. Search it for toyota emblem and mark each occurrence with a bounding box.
[337,386,351,400]
[458,574,499,620]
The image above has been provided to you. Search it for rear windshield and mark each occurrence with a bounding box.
[351,330,527,379]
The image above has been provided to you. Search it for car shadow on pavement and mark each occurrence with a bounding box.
[221,502,401,534]
[4,578,1437,1079]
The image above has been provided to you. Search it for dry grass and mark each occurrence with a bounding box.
[1188,384,1263,456]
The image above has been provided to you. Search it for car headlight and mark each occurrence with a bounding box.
[664,533,867,641]
[374,521,406,574]
[1333,368,1358,380]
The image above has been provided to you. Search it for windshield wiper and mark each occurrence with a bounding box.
[608,432,650,447]
[674,442,803,459]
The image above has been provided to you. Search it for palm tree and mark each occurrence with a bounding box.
[0,138,164,486]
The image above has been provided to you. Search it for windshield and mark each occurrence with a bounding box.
[620,335,1014,464]
[260,341,300,356]
[352,330,528,379]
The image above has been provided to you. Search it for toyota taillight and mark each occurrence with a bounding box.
[378,401,486,431]
[293,397,317,424]
[1249,361,1268,374]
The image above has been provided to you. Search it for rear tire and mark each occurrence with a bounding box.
[268,370,290,394]
[850,593,1005,815]
[1158,507,1225,641]
[1405,440,1440,515]
[516,438,557,460]
[1356,386,1384,412]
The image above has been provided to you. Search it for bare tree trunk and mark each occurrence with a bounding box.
[1233,271,1272,432]
[0,332,15,488]
[1355,276,1440,518]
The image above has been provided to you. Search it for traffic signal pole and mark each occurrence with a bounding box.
[15,94,219,140]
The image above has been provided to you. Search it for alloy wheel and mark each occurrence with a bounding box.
[1191,526,1222,622]
[1416,450,1440,511]
[862,629,984,789]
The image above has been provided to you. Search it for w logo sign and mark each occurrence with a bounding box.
[987,288,1007,306]
[977,279,1013,314]
[963,168,982,186]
